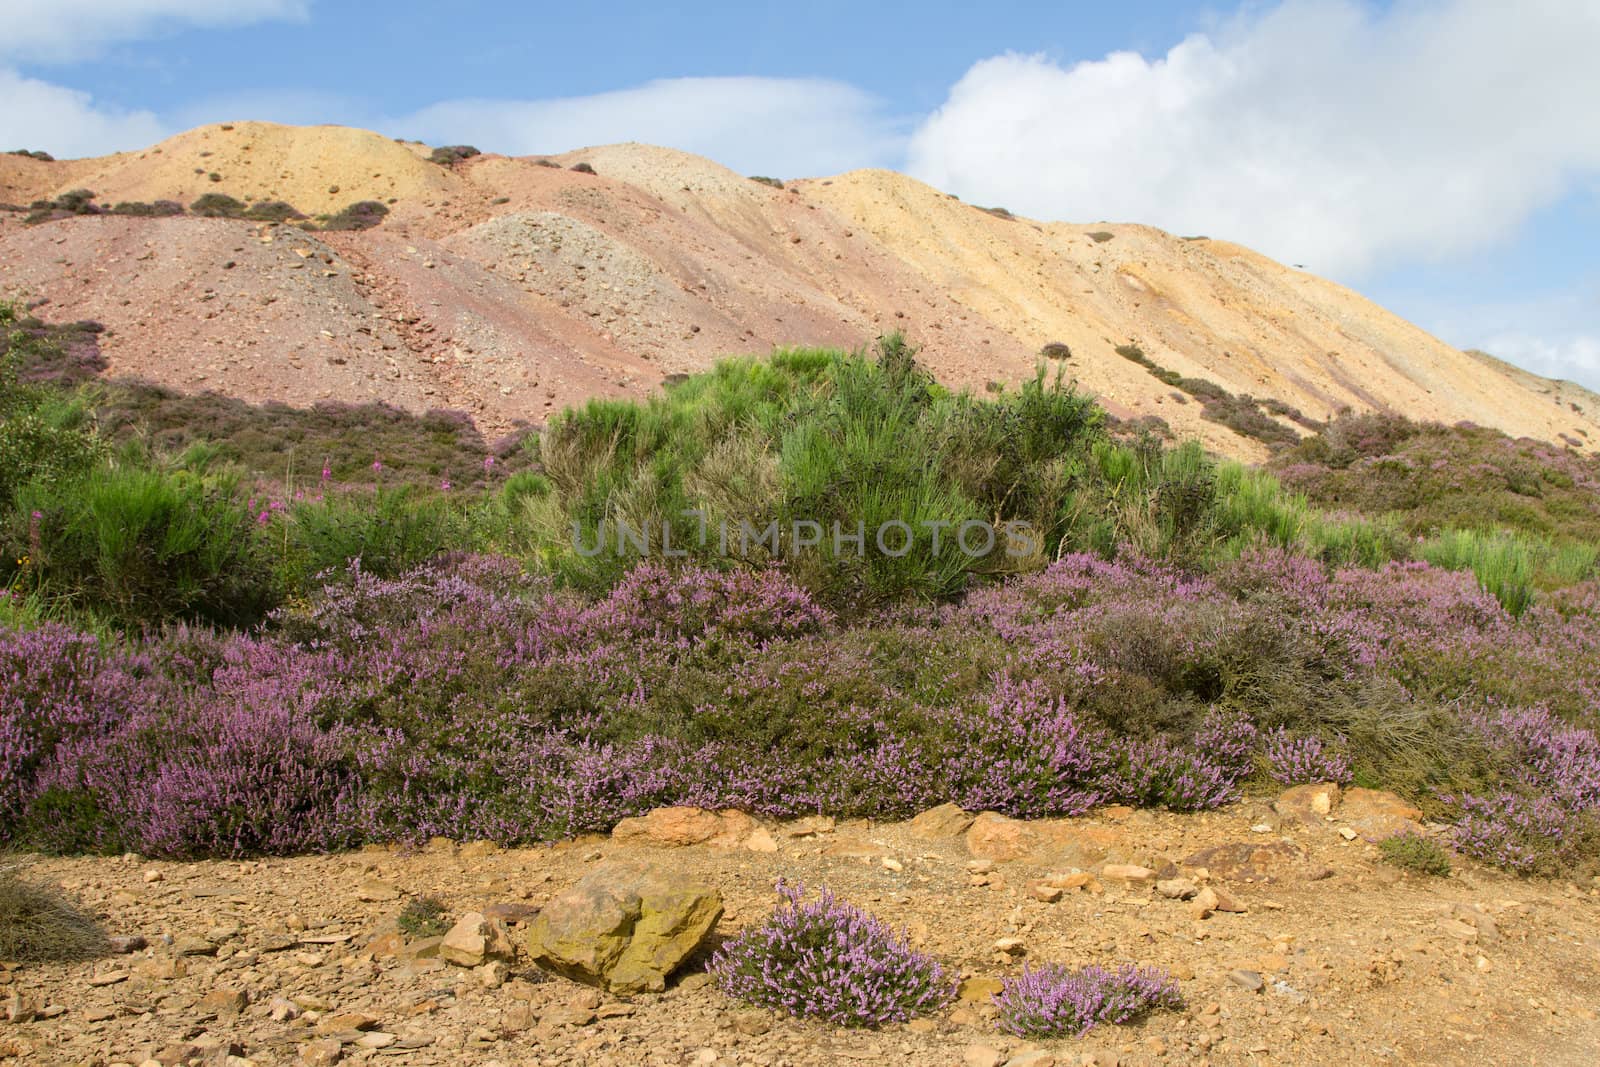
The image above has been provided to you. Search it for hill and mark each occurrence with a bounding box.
[1,122,1594,458]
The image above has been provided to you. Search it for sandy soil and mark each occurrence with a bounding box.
[4,797,1599,1067]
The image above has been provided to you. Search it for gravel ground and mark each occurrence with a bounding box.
[4,797,1599,1067]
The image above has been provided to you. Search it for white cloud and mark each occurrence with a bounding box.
[906,0,1600,279]
[0,67,165,157]
[393,77,904,178]
[0,0,307,64]
[1482,332,1600,388]
[1413,277,1600,389]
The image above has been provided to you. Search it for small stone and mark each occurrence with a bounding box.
[173,935,216,956]
[1156,877,1198,900]
[994,937,1027,957]
[478,960,510,988]
[316,1012,378,1033]
[1100,864,1156,884]
[964,1044,1005,1067]
[5,992,37,1023]
[439,912,515,968]
[298,1039,343,1065]
[732,1010,771,1036]
[907,1018,938,1034]
[882,857,904,872]
[482,902,541,925]
[1212,888,1247,913]
[199,986,248,1014]
[906,802,976,839]
[959,977,1005,1003]
[269,998,300,1022]
[502,1002,538,1031]
[137,958,186,980]
[142,869,164,883]
[545,1004,596,1027]
[1228,969,1265,992]
[355,1032,396,1050]
[107,935,147,954]
[1338,827,1358,841]
[743,827,779,853]
[1005,1052,1059,1067]
[1045,871,1102,893]
[400,935,443,960]
[1250,823,1274,833]
[785,815,836,837]
[87,971,129,987]
[1030,883,1064,903]
[356,880,400,902]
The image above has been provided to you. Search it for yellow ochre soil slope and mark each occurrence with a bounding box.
[2,122,1592,457]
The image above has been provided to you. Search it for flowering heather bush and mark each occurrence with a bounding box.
[1448,792,1579,875]
[4,551,1600,874]
[711,882,955,1027]
[1104,736,1242,811]
[1264,729,1353,785]
[994,963,1183,1038]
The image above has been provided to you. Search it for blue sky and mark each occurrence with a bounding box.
[2,0,1597,386]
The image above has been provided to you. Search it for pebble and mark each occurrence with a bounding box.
[355,879,400,902]
[1228,969,1266,992]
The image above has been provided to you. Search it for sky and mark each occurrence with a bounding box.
[2,0,1597,387]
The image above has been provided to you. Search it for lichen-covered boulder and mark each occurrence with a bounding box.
[527,861,722,994]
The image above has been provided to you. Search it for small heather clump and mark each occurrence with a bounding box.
[397,895,451,938]
[711,881,955,1027]
[1378,832,1453,876]
[994,963,1183,1038]
[1264,728,1353,785]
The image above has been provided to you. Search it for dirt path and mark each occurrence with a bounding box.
[4,797,1599,1066]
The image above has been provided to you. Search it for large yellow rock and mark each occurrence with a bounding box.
[610,807,757,848]
[1272,782,1342,826]
[1339,788,1424,842]
[527,862,722,994]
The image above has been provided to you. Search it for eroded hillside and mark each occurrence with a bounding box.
[2,122,1593,457]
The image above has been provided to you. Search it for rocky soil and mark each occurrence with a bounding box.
[5,786,1599,1067]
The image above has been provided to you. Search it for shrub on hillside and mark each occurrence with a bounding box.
[190,193,247,217]
[428,145,480,165]
[23,189,101,224]
[712,881,955,1027]
[994,963,1182,1038]
[109,200,184,217]
[273,485,467,589]
[11,463,275,629]
[319,200,389,231]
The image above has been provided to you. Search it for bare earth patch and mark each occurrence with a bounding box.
[4,798,1599,1066]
